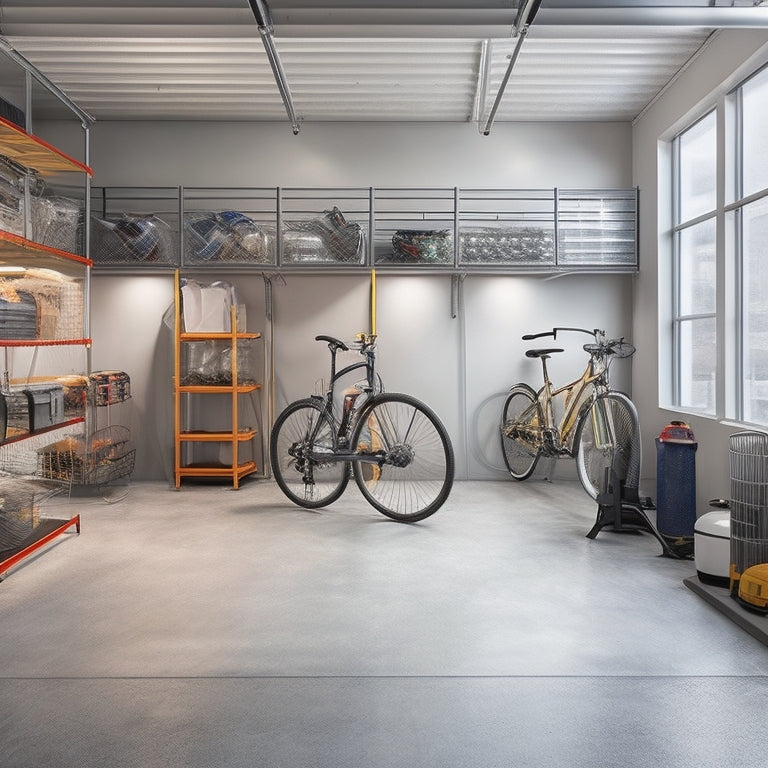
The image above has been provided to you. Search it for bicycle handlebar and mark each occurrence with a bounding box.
[522,327,601,341]
[316,333,377,355]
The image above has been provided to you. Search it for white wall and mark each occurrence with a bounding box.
[42,120,634,482]
[632,29,768,511]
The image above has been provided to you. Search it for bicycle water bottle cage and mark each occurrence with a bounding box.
[525,348,564,359]
[316,334,349,353]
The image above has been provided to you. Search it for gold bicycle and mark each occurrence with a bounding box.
[500,327,639,500]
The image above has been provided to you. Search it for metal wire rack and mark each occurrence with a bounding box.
[37,425,135,488]
[729,430,768,592]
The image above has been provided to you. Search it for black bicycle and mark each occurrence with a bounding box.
[270,333,455,522]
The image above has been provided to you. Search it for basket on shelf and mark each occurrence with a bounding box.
[91,213,177,265]
[37,425,135,487]
[184,211,274,264]
[0,475,62,553]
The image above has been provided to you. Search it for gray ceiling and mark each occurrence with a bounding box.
[1,1,767,129]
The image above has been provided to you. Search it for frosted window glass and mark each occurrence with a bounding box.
[742,69,768,198]
[679,219,715,316]
[678,317,716,414]
[741,197,768,424]
[678,112,716,223]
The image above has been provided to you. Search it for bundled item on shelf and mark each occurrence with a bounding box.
[54,374,90,418]
[0,477,39,553]
[89,370,131,406]
[30,195,82,254]
[0,154,81,253]
[10,268,83,340]
[458,226,555,265]
[24,383,65,432]
[0,96,25,129]
[389,230,453,264]
[0,153,26,235]
[0,281,37,339]
[1,383,65,439]
[90,213,175,265]
[180,339,258,386]
[180,278,241,333]
[282,206,364,264]
[184,210,273,263]
[0,474,64,555]
[37,425,135,486]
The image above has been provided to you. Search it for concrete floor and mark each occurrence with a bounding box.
[2,477,768,767]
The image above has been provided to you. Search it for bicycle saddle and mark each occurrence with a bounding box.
[316,334,349,352]
[525,348,564,359]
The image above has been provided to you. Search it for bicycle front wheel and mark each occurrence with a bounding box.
[575,391,640,501]
[270,398,350,508]
[351,393,454,522]
[500,384,542,480]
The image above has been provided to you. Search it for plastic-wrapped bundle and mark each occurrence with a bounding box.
[0,283,37,340]
[91,214,176,265]
[10,269,83,340]
[388,230,453,264]
[282,206,364,264]
[184,211,273,264]
[30,196,82,254]
[459,226,555,265]
[180,340,258,387]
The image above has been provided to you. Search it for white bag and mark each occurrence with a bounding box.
[181,280,231,332]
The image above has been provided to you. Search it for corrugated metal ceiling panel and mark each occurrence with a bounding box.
[1,1,762,125]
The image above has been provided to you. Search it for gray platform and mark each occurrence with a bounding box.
[684,575,768,646]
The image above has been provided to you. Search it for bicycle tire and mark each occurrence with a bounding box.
[270,398,350,508]
[351,393,454,522]
[575,391,640,501]
[500,384,542,480]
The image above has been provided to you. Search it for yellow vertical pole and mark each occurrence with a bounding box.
[370,269,377,336]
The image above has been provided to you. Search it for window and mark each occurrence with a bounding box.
[668,63,768,427]
[736,66,768,424]
[672,111,717,415]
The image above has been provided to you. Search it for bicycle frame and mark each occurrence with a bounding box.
[537,351,609,454]
[304,336,384,466]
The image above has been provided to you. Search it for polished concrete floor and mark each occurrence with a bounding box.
[2,477,768,767]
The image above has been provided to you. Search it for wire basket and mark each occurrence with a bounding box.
[282,207,365,264]
[10,273,84,340]
[30,195,82,254]
[37,425,135,487]
[184,211,275,265]
[729,430,768,591]
[459,226,555,265]
[91,214,177,266]
[0,475,63,552]
[390,230,453,264]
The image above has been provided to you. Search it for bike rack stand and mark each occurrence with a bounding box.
[586,468,686,558]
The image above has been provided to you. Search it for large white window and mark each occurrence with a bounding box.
[672,111,717,414]
[669,64,768,426]
[735,66,768,424]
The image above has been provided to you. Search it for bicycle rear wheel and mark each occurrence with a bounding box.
[270,398,349,508]
[575,391,640,501]
[500,384,542,480]
[351,393,454,522]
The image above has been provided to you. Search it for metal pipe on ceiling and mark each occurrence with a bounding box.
[247,0,300,135]
[533,6,768,29]
[481,0,542,136]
